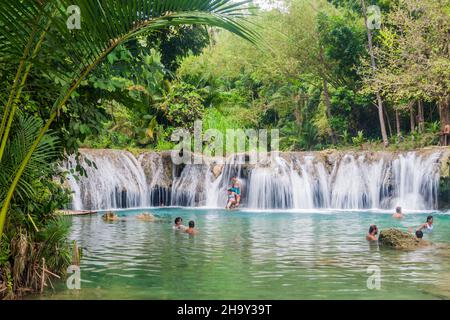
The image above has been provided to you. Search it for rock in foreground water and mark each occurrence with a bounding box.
[378,228,430,249]
[102,211,119,221]
[136,212,157,221]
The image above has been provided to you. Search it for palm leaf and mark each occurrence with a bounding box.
[0,0,261,237]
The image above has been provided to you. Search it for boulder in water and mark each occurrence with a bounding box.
[378,228,430,249]
[102,211,119,221]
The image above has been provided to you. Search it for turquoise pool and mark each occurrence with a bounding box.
[40,208,450,299]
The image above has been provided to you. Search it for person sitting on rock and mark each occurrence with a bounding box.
[173,216,186,231]
[366,225,378,241]
[231,176,241,207]
[185,220,199,235]
[226,188,236,209]
[392,206,405,219]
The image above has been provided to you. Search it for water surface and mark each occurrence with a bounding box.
[41,208,450,299]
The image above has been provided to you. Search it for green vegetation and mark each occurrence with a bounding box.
[0,0,448,299]
[79,0,448,152]
[0,0,257,298]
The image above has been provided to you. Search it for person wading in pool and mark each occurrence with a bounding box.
[173,217,186,231]
[409,216,433,239]
[392,206,405,219]
[366,225,378,241]
[185,220,199,235]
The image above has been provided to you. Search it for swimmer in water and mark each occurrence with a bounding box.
[392,206,405,219]
[173,216,186,231]
[366,225,378,241]
[413,216,433,239]
[185,220,198,235]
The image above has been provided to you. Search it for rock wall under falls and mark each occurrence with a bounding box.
[61,148,449,211]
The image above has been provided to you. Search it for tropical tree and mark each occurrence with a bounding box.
[359,0,389,146]
[0,0,259,239]
[362,0,449,145]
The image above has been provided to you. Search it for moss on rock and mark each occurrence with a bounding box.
[378,228,430,249]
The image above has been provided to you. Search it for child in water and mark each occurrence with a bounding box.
[185,220,198,235]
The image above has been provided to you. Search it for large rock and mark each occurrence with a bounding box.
[378,228,429,249]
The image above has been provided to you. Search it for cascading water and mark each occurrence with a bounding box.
[138,152,172,206]
[62,149,445,211]
[63,150,149,210]
[205,154,247,208]
[170,164,209,206]
[391,152,441,210]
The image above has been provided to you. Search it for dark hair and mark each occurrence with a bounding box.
[189,220,195,228]
[396,206,402,213]
[369,225,378,234]
[426,215,433,222]
[415,230,424,239]
[174,217,182,224]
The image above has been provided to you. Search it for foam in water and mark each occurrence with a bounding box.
[62,150,443,211]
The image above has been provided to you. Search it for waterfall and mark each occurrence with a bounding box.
[170,164,208,206]
[205,153,247,208]
[63,150,149,210]
[62,149,445,211]
[138,152,172,206]
[391,152,441,210]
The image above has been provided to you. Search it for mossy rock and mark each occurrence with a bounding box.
[378,228,429,249]
[102,211,119,221]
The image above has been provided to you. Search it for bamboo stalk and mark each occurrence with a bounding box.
[40,258,45,294]
[44,269,61,279]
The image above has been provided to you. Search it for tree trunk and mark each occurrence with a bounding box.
[409,102,415,133]
[384,106,393,137]
[360,0,389,147]
[417,100,425,133]
[395,109,401,140]
[439,98,449,146]
[322,77,337,145]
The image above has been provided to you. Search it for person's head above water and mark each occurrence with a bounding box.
[174,217,182,225]
[188,220,195,228]
[396,206,402,213]
[368,225,378,235]
[427,215,433,224]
